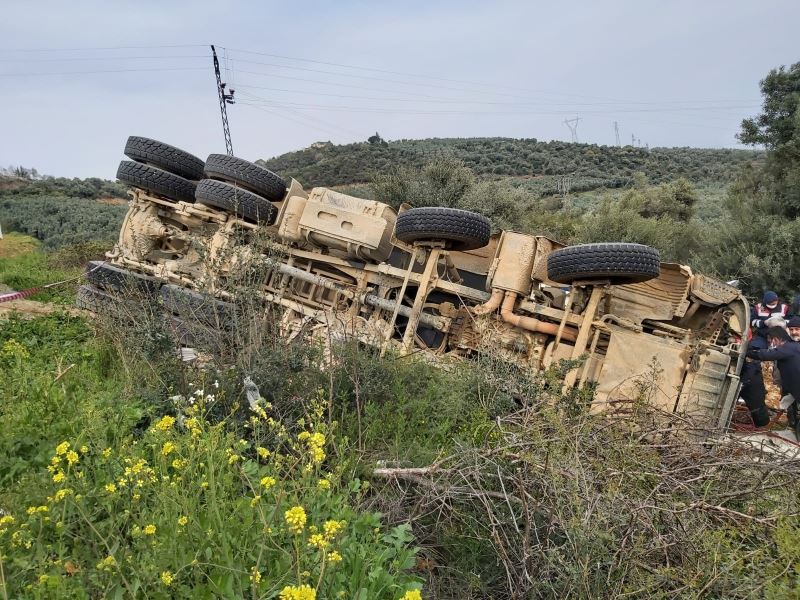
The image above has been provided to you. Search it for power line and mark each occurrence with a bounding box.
[0,66,208,77]
[224,54,761,108]
[236,91,364,137]
[223,46,758,106]
[240,101,358,138]
[0,44,207,52]
[232,82,754,109]
[233,96,758,116]
[0,55,208,62]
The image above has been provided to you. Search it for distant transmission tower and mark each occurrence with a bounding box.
[613,121,621,146]
[211,45,235,156]
[631,133,636,147]
[563,116,581,143]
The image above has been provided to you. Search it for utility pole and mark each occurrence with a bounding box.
[563,116,581,143]
[631,133,635,147]
[211,45,235,156]
[613,121,620,146]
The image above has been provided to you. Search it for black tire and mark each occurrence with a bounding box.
[394,207,491,251]
[124,136,205,180]
[86,261,161,296]
[195,179,278,225]
[161,284,234,328]
[117,160,196,203]
[76,284,119,313]
[546,243,660,285]
[204,154,287,201]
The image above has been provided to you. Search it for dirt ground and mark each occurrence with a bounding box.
[0,298,87,320]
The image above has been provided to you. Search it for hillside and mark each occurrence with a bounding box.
[0,174,128,249]
[259,137,764,190]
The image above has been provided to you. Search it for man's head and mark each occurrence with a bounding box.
[767,326,792,347]
[763,290,779,309]
[788,316,800,341]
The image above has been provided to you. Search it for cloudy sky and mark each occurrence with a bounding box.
[0,0,796,178]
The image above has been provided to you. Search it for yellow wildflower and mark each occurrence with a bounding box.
[400,591,422,600]
[104,483,117,494]
[96,555,117,570]
[154,415,176,432]
[171,458,186,470]
[161,441,176,456]
[160,571,174,586]
[52,471,65,483]
[55,441,70,456]
[279,584,316,600]
[102,448,112,459]
[327,550,342,563]
[323,520,344,539]
[65,450,79,465]
[317,478,331,490]
[260,476,276,489]
[0,515,15,527]
[54,488,73,502]
[256,447,270,459]
[80,445,89,454]
[50,455,61,466]
[177,516,188,526]
[308,533,328,550]
[250,495,261,507]
[38,574,49,585]
[143,524,156,536]
[250,567,262,584]
[200,480,209,489]
[284,506,307,534]
[228,453,240,465]
[26,506,48,515]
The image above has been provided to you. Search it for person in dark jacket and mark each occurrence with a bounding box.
[747,326,800,436]
[788,315,800,342]
[751,291,789,339]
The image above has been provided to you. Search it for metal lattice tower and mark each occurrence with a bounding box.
[563,116,581,143]
[211,45,235,156]
[613,121,620,146]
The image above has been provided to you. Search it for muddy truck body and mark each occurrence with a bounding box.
[80,138,751,433]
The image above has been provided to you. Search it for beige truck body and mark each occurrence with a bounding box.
[97,170,749,434]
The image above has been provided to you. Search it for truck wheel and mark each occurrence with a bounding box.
[394,207,491,251]
[76,284,119,313]
[117,160,196,203]
[204,154,287,202]
[195,179,278,225]
[161,284,235,328]
[546,243,660,284]
[124,136,205,180]
[86,261,161,296]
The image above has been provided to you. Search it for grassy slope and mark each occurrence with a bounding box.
[0,233,87,304]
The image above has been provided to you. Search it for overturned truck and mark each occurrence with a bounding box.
[80,137,751,433]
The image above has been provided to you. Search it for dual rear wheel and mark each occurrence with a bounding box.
[116,137,286,225]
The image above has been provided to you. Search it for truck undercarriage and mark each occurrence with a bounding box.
[79,137,751,435]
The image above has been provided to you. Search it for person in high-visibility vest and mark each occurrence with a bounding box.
[751,291,790,339]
